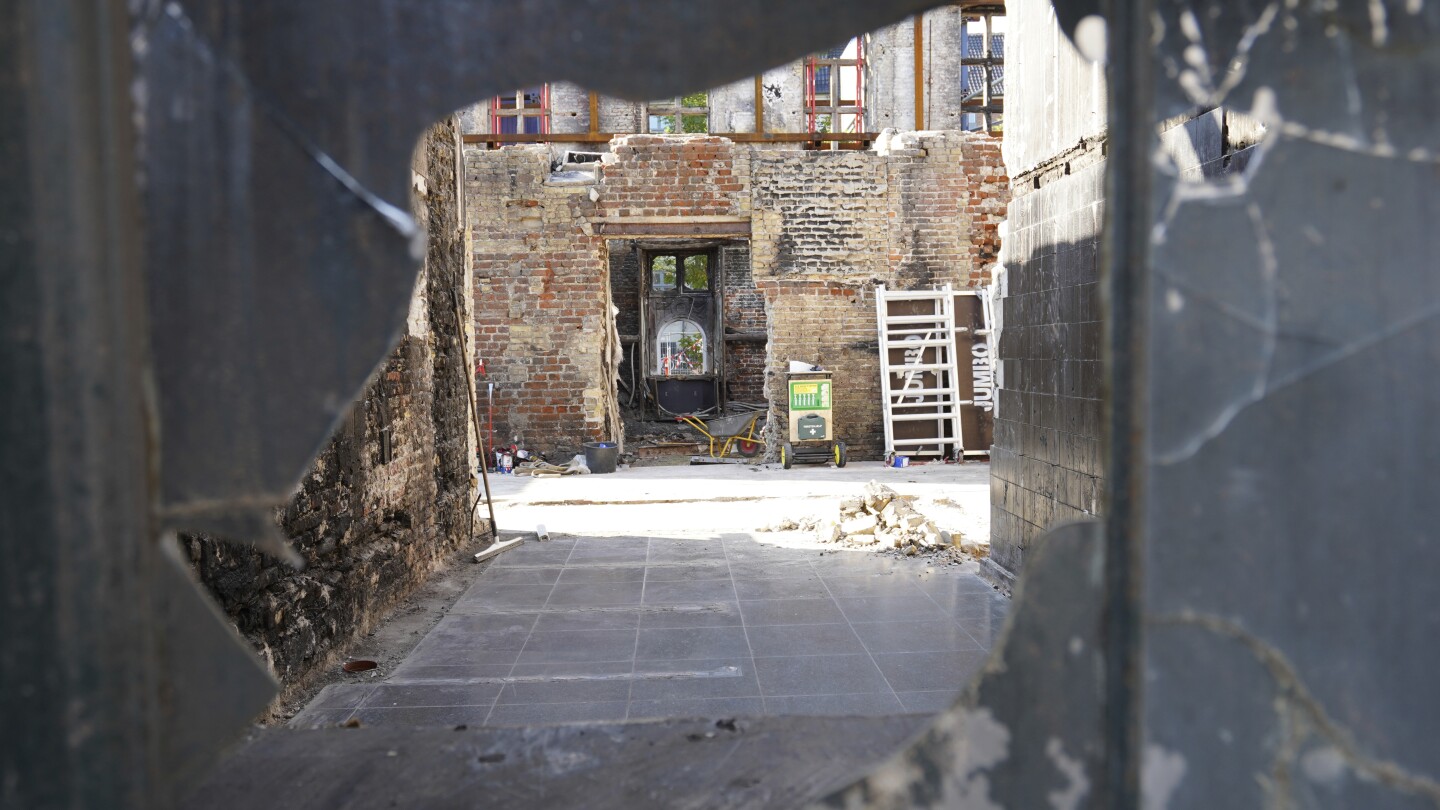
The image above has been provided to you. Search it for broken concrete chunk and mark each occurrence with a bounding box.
[838,497,864,516]
[863,481,896,513]
[840,514,878,535]
[900,513,926,530]
[879,502,900,527]
[816,521,841,544]
[903,544,919,556]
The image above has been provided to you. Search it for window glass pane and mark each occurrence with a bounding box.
[498,116,518,134]
[648,114,676,134]
[522,115,542,134]
[497,94,518,110]
[651,256,677,291]
[683,255,709,290]
[523,87,544,108]
[681,114,708,133]
[814,65,832,96]
[655,319,708,375]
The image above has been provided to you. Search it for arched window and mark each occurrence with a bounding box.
[655,319,708,375]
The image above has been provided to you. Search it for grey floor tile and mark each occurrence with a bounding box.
[733,576,831,601]
[429,613,538,635]
[763,692,907,717]
[727,560,818,580]
[643,579,737,605]
[305,683,373,710]
[496,676,631,705]
[895,689,963,714]
[288,708,357,729]
[456,583,555,608]
[362,683,502,708]
[638,603,744,629]
[647,541,727,563]
[533,609,642,633]
[572,537,650,552]
[850,620,985,654]
[486,701,629,726]
[515,628,637,664]
[565,547,651,565]
[725,547,815,565]
[752,654,891,697]
[738,597,847,627]
[819,573,924,598]
[350,705,496,727]
[509,661,634,679]
[835,595,951,624]
[871,649,989,693]
[387,663,516,681]
[410,626,530,655]
[546,581,645,607]
[643,562,730,582]
[936,590,1012,617]
[807,554,907,575]
[478,567,564,586]
[628,697,765,720]
[636,626,752,661]
[489,542,574,567]
[629,658,762,701]
[557,565,647,584]
[745,623,866,657]
[956,611,1009,648]
[913,572,997,598]
[403,645,522,667]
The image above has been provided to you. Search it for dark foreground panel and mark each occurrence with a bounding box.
[186,715,924,810]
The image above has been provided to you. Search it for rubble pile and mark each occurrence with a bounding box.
[760,481,988,559]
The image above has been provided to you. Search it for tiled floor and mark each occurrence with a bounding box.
[293,534,1008,728]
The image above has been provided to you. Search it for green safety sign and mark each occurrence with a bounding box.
[789,379,832,411]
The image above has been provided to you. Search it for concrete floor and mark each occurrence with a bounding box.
[292,461,1003,729]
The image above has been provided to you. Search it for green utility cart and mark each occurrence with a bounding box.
[780,370,848,469]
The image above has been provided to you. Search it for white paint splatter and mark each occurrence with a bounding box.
[1142,743,1188,810]
[1046,738,1092,810]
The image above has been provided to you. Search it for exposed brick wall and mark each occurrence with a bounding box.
[466,131,1008,460]
[752,132,1009,459]
[598,135,747,218]
[466,147,616,456]
[183,119,479,696]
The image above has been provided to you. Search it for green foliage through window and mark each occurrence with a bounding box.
[683,255,708,290]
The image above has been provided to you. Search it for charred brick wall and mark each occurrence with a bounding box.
[987,149,1106,585]
[721,245,768,403]
[183,119,479,695]
[466,131,1008,460]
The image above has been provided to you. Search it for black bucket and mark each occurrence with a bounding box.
[582,441,618,474]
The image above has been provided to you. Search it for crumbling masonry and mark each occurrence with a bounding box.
[184,120,480,693]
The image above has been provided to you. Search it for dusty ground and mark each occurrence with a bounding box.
[485,459,990,542]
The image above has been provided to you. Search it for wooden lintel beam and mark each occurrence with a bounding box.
[914,15,925,130]
[753,75,765,134]
[462,132,879,146]
[588,92,599,134]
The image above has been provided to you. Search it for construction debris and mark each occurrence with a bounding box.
[757,481,989,560]
[514,455,591,477]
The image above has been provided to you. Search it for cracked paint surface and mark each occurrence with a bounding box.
[1144,2,1440,807]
